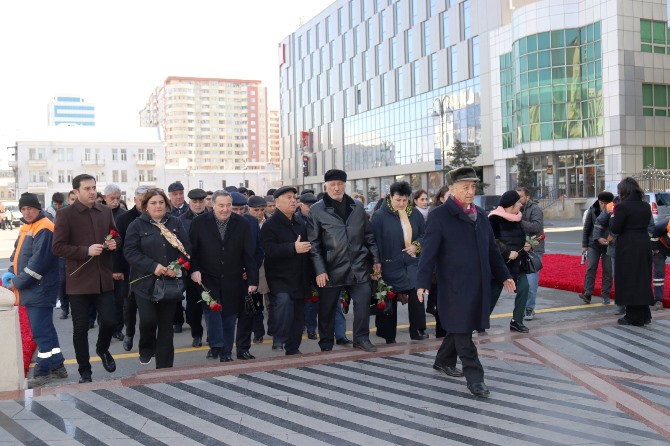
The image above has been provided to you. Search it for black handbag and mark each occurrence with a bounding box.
[244,292,260,315]
[151,277,184,303]
[521,251,543,274]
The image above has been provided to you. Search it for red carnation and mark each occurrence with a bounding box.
[311,296,319,302]
[377,301,386,310]
[537,234,546,241]
[342,301,349,309]
[182,261,191,270]
[109,229,119,238]
[211,302,222,312]
[387,291,396,299]
[178,257,186,265]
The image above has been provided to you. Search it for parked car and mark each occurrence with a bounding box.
[644,192,670,223]
[473,195,501,213]
[1,201,22,228]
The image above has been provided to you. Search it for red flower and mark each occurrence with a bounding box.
[387,291,396,299]
[311,296,319,302]
[211,302,222,312]
[109,229,119,238]
[377,301,386,310]
[177,257,186,265]
[342,300,349,309]
[537,234,546,241]
[182,261,191,270]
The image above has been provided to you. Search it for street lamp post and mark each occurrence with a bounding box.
[431,96,453,185]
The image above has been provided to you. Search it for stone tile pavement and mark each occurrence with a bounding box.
[1,313,670,445]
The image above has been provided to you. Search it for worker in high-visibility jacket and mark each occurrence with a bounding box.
[8,192,67,389]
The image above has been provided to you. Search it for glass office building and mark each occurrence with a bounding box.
[280,0,670,214]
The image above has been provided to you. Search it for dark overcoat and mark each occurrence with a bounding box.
[370,201,425,292]
[261,210,312,300]
[416,198,511,333]
[123,213,191,301]
[189,212,258,317]
[610,199,654,306]
[52,200,120,295]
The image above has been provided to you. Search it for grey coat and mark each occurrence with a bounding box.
[520,200,545,253]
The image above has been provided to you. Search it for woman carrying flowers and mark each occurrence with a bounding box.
[370,181,426,343]
[124,188,191,368]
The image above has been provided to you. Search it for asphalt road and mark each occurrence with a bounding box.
[3,218,595,386]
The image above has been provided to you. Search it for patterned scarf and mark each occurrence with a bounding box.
[451,196,477,221]
[151,221,190,259]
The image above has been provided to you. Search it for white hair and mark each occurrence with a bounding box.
[103,183,121,195]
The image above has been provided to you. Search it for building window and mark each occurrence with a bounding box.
[397,69,404,99]
[84,148,91,161]
[112,170,119,183]
[642,84,669,116]
[381,9,388,40]
[461,0,471,40]
[121,149,127,161]
[112,149,118,161]
[382,73,389,105]
[442,11,450,48]
[338,7,344,35]
[431,53,439,89]
[423,21,431,56]
[390,36,398,68]
[58,170,65,183]
[395,1,401,34]
[640,19,669,54]
[138,149,145,161]
[377,45,383,75]
[429,0,437,17]
[57,148,64,162]
[450,45,458,83]
[413,61,421,95]
[410,0,418,26]
[406,29,414,61]
[471,36,480,77]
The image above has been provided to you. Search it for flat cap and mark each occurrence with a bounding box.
[230,191,247,206]
[299,193,318,205]
[264,195,275,203]
[167,182,184,192]
[273,186,298,199]
[447,167,480,185]
[223,186,239,193]
[248,196,267,208]
[187,188,207,200]
[324,169,347,182]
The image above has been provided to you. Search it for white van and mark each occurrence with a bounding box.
[2,201,22,227]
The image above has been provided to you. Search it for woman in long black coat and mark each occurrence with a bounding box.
[609,177,654,326]
[124,189,191,369]
[371,181,426,343]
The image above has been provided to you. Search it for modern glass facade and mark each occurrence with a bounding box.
[501,23,603,149]
[640,19,670,54]
[343,78,480,174]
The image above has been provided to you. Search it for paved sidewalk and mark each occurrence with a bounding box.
[1,311,670,445]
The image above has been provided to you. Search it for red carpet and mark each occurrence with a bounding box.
[539,254,668,300]
[19,306,36,377]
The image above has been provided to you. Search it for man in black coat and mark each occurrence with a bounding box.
[261,186,312,355]
[578,191,614,305]
[416,167,514,397]
[189,190,259,362]
[114,185,150,351]
[179,188,209,347]
[307,169,381,352]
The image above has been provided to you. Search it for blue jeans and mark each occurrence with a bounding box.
[335,298,346,340]
[525,253,542,310]
[25,306,65,376]
[305,300,318,334]
[203,307,236,359]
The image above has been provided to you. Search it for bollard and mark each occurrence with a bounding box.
[0,288,26,391]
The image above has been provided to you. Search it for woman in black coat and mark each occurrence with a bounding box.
[609,177,654,326]
[371,181,426,343]
[189,190,259,362]
[124,189,191,368]
[488,190,531,333]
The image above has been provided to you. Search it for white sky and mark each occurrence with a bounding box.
[0,0,334,164]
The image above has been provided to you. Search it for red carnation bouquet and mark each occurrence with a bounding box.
[340,289,350,314]
[307,287,319,303]
[71,229,119,276]
[371,275,394,315]
[168,256,190,278]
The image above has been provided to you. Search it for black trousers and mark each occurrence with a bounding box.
[173,301,185,327]
[235,310,254,354]
[434,332,484,384]
[375,288,426,341]
[318,282,371,350]
[124,290,138,338]
[625,305,652,326]
[136,297,177,369]
[184,279,204,338]
[113,278,127,333]
[69,292,116,376]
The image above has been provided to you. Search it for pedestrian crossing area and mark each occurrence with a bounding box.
[1,342,668,445]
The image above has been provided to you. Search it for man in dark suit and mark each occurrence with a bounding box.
[261,186,312,355]
[189,190,259,362]
[52,174,121,383]
[416,167,514,397]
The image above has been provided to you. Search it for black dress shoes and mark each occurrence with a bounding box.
[307,331,318,340]
[192,337,202,348]
[220,356,233,362]
[433,363,464,377]
[410,330,429,340]
[123,336,133,352]
[113,332,124,341]
[206,347,221,360]
[467,382,490,397]
[78,372,92,384]
[96,350,116,373]
[237,351,256,360]
[336,337,353,346]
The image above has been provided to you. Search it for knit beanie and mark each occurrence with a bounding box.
[498,190,521,209]
[18,192,42,210]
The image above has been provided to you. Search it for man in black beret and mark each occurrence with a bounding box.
[579,191,615,305]
[307,170,381,352]
[247,194,269,344]
[168,182,188,217]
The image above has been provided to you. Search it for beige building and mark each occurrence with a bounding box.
[140,76,269,171]
[268,110,281,169]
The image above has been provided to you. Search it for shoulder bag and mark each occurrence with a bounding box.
[151,277,185,303]
[521,251,543,274]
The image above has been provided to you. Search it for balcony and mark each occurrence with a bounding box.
[136,157,156,166]
[27,158,48,167]
[81,156,105,166]
[28,182,48,189]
